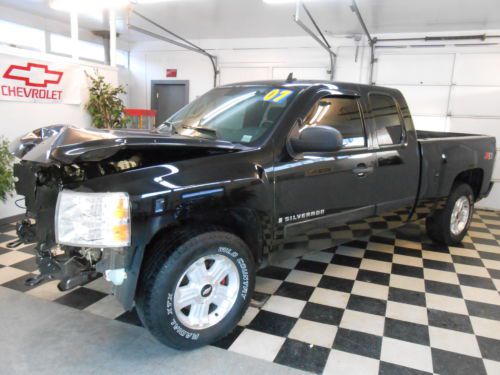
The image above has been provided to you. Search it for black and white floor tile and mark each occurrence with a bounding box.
[1,210,500,374]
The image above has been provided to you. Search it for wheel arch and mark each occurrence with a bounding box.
[453,168,484,200]
[130,207,269,303]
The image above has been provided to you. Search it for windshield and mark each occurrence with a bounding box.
[157,85,298,144]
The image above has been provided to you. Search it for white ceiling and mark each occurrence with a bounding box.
[2,0,500,42]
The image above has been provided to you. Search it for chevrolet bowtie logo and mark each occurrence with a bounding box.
[3,63,63,88]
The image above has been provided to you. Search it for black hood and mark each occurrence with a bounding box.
[13,126,245,164]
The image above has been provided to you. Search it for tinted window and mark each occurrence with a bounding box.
[303,97,366,149]
[370,94,404,146]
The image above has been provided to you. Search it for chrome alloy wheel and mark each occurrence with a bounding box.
[450,196,471,236]
[173,254,240,330]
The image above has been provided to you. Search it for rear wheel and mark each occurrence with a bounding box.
[426,183,474,245]
[136,228,254,350]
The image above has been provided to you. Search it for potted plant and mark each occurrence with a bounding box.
[85,73,129,129]
[0,136,14,203]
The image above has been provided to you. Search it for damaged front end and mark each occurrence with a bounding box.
[11,128,145,291]
[13,158,131,291]
[11,125,241,296]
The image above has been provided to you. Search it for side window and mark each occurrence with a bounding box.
[369,94,404,146]
[303,97,366,149]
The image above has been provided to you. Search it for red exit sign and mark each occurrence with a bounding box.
[166,69,177,78]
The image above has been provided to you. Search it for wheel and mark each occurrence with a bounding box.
[425,183,474,245]
[136,228,255,350]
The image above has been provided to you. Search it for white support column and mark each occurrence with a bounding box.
[70,9,79,60]
[109,8,117,67]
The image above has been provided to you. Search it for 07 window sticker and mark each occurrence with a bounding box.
[263,89,294,103]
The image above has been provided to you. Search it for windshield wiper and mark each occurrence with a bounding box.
[182,125,217,139]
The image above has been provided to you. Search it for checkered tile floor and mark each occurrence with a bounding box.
[1,210,500,374]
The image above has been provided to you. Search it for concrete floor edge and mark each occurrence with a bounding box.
[0,286,306,375]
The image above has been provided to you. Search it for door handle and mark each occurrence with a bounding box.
[352,164,374,177]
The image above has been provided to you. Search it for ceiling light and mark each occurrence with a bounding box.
[50,0,179,12]
[132,0,179,3]
[263,0,321,3]
[50,0,131,12]
[263,0,296,3]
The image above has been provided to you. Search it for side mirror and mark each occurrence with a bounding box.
[290,126,343,154]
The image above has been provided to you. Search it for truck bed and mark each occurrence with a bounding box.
[416,130,496,204]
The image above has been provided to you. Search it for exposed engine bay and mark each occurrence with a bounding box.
[11,125,241,292]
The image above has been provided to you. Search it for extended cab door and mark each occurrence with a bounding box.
[362,88,420,224]
[272,94,377,258]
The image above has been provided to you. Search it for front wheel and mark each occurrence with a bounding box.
[426,183,474,245]
[136,229,255,350]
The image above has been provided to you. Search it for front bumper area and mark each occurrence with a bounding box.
[15,218,127,292]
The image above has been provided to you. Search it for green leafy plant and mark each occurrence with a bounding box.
[0,136,14,203]
[85,73,128,129]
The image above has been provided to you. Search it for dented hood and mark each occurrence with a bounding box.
[15,126,244,164]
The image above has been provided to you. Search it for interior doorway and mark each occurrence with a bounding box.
[150,80,189,125]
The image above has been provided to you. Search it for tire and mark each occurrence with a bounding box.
[136,227,255,350]
[425,183,474,246]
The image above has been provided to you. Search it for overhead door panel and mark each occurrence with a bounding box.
[390,85,449,116]
[454,53,500,86]
[376,50,500,209]
[219,67,270,85]
[449,117,500,143]
[449,86,500,117]
[412,116,447,132]
[376,54,454,85]
[272,67,329,80]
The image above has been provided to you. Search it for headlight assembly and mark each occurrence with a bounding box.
[55,190,130,248]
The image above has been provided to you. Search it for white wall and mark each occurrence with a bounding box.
[128,36,371,109]
[129,33,500,210]
[0,46,121,219]
[0,4,130,51]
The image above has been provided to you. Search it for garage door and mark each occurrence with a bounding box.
[375,52,500,209]
[219,67,270,85]
[219,66,329,85]
[272,67,329,80]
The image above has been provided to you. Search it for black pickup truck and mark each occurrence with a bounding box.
[10,80,496,349]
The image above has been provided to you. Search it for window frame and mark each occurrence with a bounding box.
[299,95,370,153]
[367,92,407,149]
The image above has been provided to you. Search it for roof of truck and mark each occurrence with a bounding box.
[220,80,399,96]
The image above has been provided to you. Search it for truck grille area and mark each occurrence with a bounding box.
[13,162,60,247]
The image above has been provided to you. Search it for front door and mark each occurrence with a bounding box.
[272,95,377,260]
[151,81,189,124]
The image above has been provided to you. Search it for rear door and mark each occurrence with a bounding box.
[362,88,420,225]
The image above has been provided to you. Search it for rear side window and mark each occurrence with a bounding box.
[369,94,404,146]
[303,97,366,149]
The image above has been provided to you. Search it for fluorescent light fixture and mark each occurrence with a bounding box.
[50,0,176,13]
[132,0,179,3]
[50,0,130,12]
[263,0,320,3]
